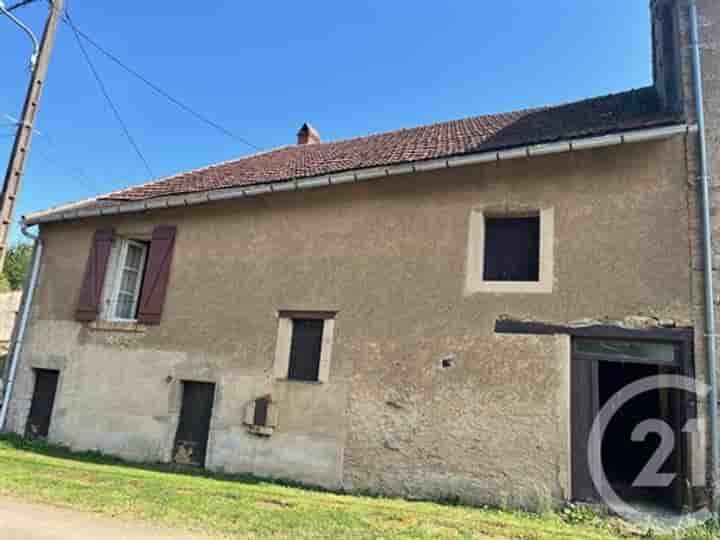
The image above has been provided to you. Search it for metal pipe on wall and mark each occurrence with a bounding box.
[689,0,719,510]
[0,224,42,431]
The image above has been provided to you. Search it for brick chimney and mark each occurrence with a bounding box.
[297,123,321,145]
[650,0,685,114]
[648,0,719,134]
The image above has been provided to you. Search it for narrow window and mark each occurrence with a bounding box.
[288,319,324,381]
[483,216,540,282]
[102,239,149,321]
[254,396,270,426]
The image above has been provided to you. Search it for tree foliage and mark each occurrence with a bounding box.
[3,244,32,291]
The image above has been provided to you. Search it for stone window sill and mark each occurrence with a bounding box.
[246,425,275,437]
[275,378,323,385]
[88,320,147,333]
[466,280,553,294]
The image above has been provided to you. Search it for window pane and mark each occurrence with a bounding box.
[574,339,676,364]
[288,319,324,381]
[125,244,144,271]
[483,216,540,282]
[119,269,139,295]
[114,292,135,319]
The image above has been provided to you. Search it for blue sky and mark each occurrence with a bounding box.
[1,1,652,242]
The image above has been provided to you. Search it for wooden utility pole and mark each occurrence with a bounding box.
[0,0,64,268]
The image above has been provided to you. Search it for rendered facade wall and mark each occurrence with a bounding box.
[5,138,695,507]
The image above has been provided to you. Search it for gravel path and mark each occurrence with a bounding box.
[0,496,210,540]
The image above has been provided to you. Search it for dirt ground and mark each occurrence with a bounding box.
[0,496,210,540]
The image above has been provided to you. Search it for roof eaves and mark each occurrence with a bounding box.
[23,122,693,227]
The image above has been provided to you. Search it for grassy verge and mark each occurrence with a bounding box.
[0,434,717,539]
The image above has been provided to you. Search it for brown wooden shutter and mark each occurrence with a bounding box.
[137,225,177,325]
[76,228,115,322]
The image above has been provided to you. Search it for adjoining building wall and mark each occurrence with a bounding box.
[652,0,720,494]
[4,137,695,507]
[0,291,22,344]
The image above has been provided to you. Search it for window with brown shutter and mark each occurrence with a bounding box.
[78,225,176,325]
[137,225,177,325]
[76,229,115,322]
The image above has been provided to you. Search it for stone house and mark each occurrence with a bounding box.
[1,0,719,512]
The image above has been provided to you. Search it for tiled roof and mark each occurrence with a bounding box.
[27,86,681,221]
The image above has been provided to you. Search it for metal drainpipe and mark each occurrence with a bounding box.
[689,0,719,510]
[0,223,42,432]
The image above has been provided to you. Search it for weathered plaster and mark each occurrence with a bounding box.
[5,131,697,506]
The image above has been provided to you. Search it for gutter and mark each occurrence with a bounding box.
[0,222,43,432]
[689,0,719,511]
[24,123,695,226]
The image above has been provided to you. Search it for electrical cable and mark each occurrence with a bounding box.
[61,14,261,151]
[65,9,155,178]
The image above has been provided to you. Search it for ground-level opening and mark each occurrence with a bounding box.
[25,368,60,439]
[598,361,682,511]
[173,380,215,468]
[571,333,694,514]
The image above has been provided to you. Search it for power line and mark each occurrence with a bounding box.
[31,141,98,194]
[61,15,261,152]
[6,0,40,12]
[64,10,155,179]
[2,111,104,193]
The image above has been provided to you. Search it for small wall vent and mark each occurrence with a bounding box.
[244,395,278,436]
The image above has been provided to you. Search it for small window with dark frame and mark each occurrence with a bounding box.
[288,319,324,381]
[483,216,540,282]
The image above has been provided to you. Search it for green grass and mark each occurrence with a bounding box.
[0,435,716,539]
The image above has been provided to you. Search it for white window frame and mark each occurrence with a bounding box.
[100,238,148,322]
[273,313,336,383]
[465,207,554,295]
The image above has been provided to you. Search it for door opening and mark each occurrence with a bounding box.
[571,335,692,513]
[25,369,60,439]
[598,361,681,510]
[173,381,215,468]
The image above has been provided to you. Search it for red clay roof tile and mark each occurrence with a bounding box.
[99,87,678,203]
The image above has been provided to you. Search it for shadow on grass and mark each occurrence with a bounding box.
[0,433,307,490]
[0,433,494,510]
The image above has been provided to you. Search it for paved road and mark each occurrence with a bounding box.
[0,497,209,539]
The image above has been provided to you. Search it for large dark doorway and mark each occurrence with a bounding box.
[25,369,59,439]
[571,335,692,512]
[598,361,683,509]
[173,381,215,468]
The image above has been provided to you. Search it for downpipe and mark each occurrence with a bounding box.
[689,0,719,512]
[0,223,42,431]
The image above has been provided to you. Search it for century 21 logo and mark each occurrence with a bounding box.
[588,375,710,524]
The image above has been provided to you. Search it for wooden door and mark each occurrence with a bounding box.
[571,358,600,501]
[25,369,59,439]
[173,381,215,467]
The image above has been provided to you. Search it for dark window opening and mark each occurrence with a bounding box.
[254,396,269,426]
[288,319,324,381]
[483,216,540,282]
